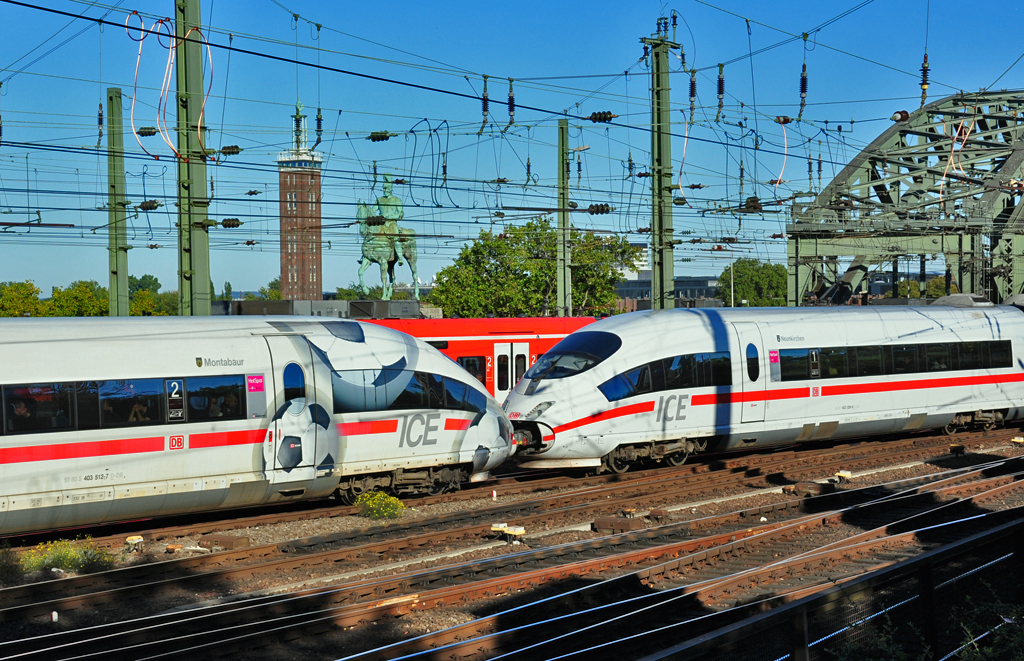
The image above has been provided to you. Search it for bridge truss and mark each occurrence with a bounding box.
[787,90,1024,305]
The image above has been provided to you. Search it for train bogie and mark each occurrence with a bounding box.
[506,306,1024,473]
[0,317,512,536]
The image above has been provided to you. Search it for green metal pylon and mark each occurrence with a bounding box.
[106,87,129,316]
[556,119,572,317]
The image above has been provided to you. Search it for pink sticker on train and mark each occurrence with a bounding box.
[769,350,779,364]
[247,375,265,393]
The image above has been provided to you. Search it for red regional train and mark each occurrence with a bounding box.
[366,318,596,401]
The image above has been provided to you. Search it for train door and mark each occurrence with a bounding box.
[494,342,529,402]
[264,335,318,471]
[732,323,766,423]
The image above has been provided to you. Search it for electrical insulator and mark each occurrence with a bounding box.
[246,189,262,196]
[506,78,515,132]
[808,154,813,189]
[687,183,707,189]
[312,107,324,149]
[577,155,582,186]
[775,116,793,125]
[368,131,392,142]
[137,127,157,137]
[817,151,823,189]
[294,115,302,132]
[643,44,649,62]
[138,200,160,211]
[587,203,611,215]
[565,159,570,178]
[689,70,697,125]
[920,53,929,108]
[716,64,725,123]
[221,218,242,228]
[393,178,406,184]
[442,153,448,184]
[891,110,910,122]
[587,111,616,123]
[245,240,257,246]
[568,201,578,209]
[525,157,531,183]
[478,74,489,136]
[627,153,635,177]
[673,195,686,206]
[148,244,160,249]
[98,104,103,128]
[771,233,786,239]
[636,172,651,178]
[798,63,808,120]
[220,145,241,155]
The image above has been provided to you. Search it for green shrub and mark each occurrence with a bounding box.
[21,538,115,574]
[354,491,405,520]
[0,543,22,584]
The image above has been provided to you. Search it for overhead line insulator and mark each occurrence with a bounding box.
[136,127,158,137]
[587,203,611,215]
[920,53,930,108]
[715,64,725,123]
[221,218,242,228]
[587,111,617,123]
[798,63,808,121]
[367,131,392,142]
[220,145,241,156]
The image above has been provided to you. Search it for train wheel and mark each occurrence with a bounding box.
[606,455,630,474]
[944,422,958,436]
[984,422,997,432]
[666,452,688,467]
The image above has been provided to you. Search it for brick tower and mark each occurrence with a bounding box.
[277,101,323,300]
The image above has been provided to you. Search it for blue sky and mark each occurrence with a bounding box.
[1,0,1022,295]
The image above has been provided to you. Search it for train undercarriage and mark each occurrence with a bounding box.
[334,465,472,504]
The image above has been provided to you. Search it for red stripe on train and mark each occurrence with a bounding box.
[0,437,164,464]
[444,418,472,431]
[822,372,1024,396]
[551,400,656,435]
[691,387,810,406]
[337,420,399,436]
[189,429,266,448]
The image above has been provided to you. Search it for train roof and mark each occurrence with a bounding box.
[364,316,596,338]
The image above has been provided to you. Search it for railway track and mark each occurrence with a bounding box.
[5,454,1023,660]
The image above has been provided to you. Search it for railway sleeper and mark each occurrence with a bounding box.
[601,438,708,473]
[335,465,470,503]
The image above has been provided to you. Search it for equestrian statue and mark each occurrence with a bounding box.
[356,174,419,300]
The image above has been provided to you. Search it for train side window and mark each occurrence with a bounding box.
[3,383,74,433]
[958,342,985,370]
[457,356,486,385]
[465,385,487,413]
[386,372,429,410]
[664,355,696,389]
[624,365,652,395]
[76,381,101,431]
[710,353,732,386]
[332,370,368,413]
[185,375,247,421]
[820,347,848,379]
[443,377,468,411]
[99,379,164,427]
[778,349,809,381]
[598,374,634,402]
[283,363,306,403]
[890,345,918,374]
[514,355,527,384]
[746,344,759,382]
[427,373,446,409]
[925,344,951,372]
[497,355,510,392]
[989,341,1012,368]
[648,359,666,391]
[853,346,883,376]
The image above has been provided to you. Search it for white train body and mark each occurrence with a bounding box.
[0,317,513,535]
[506,306,1024,472]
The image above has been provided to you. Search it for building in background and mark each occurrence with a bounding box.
[277,101,323,300]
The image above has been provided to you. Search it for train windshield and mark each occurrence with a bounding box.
[525,331,622,381]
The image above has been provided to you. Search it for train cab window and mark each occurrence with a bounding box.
[497,355,510,392]
[852,346,883,376]
[524,331,622,382]
[99,379,164,427]
[283,363,305,403]
[990,341,1012,368]
[820,347,848,379]
[457,356,486,385]
[779,349,809,381]
[514,355,527,384]
[3,383,74,433]
[185,375,247,421]
[464,385,487,413]
[598,374,635,402]
[746,344,759,382]
[624,365,652,395]
[386,372,429,410]
[890,345,918,374]
[925,344,951,372]
[427,372,446,409]
[664,355,696,389]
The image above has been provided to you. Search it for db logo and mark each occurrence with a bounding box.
[811,387,820,398]
[508,412,521,420]
[170,435,185,450]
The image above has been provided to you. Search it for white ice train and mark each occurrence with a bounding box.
[0,317,514,536]
[506,305,1024,473]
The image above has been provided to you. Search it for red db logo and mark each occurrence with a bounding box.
[170,435,185,450]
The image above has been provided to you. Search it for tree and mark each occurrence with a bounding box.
[129,289,162,315]
[715,259,787,307]
[246,277,283,301]
[153,291,179,315]
[219,281,233,301]
[128,274,161,297]
[430,218,640,317]
[0,281,44,317]
[47,281,107,316]
[897,276,959,298]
